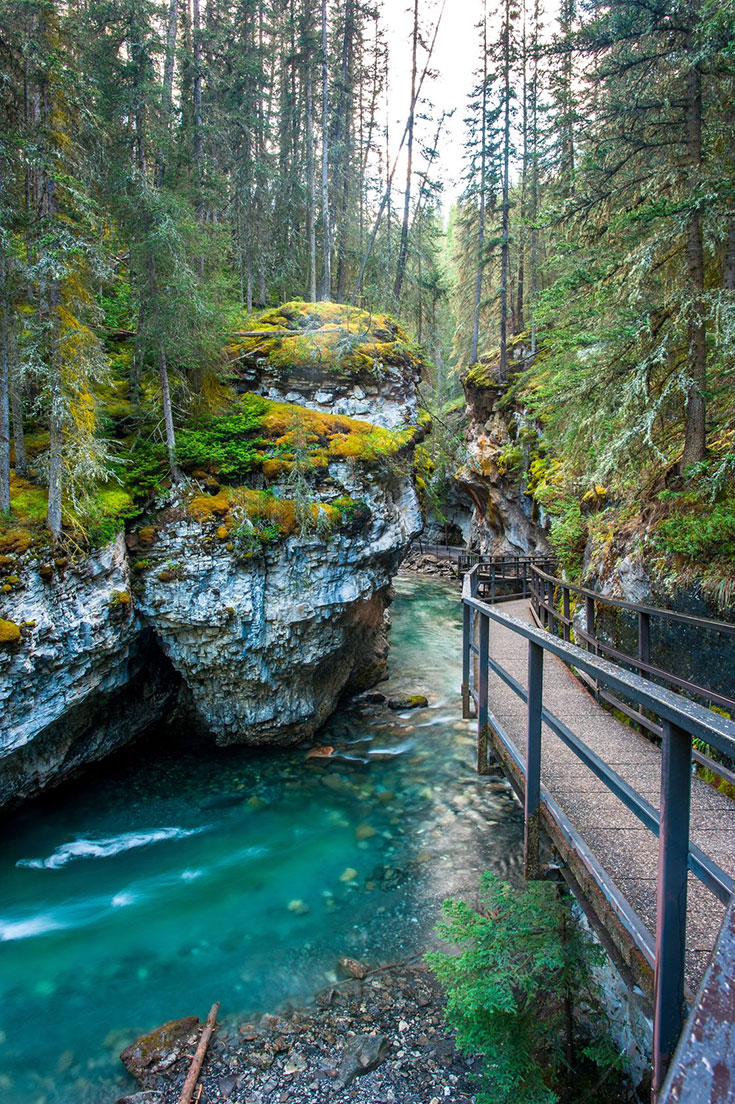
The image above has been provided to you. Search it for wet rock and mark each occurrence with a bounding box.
[338,956,368,979]
[218,1073,237,1098]
[120,1016,200,1084]
[337,1033,391,1086]
[387,695,429,710]
[115,1093,163,1104]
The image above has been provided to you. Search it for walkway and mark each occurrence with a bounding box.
[484,598,735,993]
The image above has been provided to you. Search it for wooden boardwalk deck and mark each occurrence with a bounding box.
[484,598,735,993]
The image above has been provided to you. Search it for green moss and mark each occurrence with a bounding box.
[0,619,21,645]
[229,301,423,383]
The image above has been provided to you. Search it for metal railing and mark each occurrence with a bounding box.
[527,565,735,787]
[457,551,556,588]
[461,563,735,1099]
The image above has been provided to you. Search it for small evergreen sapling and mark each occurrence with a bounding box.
[427,872,623,1104]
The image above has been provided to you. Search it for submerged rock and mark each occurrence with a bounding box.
[120,1015,200,1084]
[388,694,429,710]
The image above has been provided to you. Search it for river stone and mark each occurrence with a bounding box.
[387,694,429,710]
[116,1094,163,1104]
[337,1033,391,1086]
[120,1016,200,1083]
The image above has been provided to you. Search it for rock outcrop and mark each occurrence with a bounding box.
[0,302,424,807]
[457,353,550,555]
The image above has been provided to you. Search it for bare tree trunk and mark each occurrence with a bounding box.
[393,0,419,304]
[10,344,27,478]
[499,0,512,378]
[162,0,180,117]
[352,4,445,301]
[529,0,539,355]
[159,337,182,482]
[319,0,331,299]
[46,280,63,540]
[192,0,203,211]
[516,3,528,335]
[0,276,10,513]
[680,61,706,471]
[470,3,488,365]
[724,221,735,291]
[305,58,317,300]
[334,0,356,302]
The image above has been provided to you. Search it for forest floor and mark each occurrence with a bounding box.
[116,960,479,1104]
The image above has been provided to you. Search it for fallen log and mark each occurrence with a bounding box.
[178,1001,220,1104]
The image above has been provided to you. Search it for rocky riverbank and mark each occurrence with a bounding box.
[116,961,479,1104]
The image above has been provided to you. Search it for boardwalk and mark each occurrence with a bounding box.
[483,598,735,994]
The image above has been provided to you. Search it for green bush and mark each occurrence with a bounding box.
[549,502,588,578]
[654,504,735,562]
[427,873,622,1104]
[177,394,268,480]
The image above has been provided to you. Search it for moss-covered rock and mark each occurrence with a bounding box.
[0,619,21,646]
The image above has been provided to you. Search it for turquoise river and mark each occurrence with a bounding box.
[0,574,523,1103]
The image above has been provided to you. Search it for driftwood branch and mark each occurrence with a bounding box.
[178,1001,220,1104]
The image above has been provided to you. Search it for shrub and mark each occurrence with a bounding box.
[427,873,622,1104]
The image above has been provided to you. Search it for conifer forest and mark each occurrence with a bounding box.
[0,0,733,592]
[1,2,735,1103]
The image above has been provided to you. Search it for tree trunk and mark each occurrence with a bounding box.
[499,0,512,379]
[159,337,182,482]
[680,61,706,471]
[192,0,203,213]
[724,221,735,291]
[319,0,331,299]
[470,4,488,366]
[393,0,419,304]
[529,0,540,355]
[162,0,180,117]
[305,56,317,300]
[0,282,10,514]
[10,344,27,478]
[47,281,63,540]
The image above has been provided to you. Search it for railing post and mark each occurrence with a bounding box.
[652,720,692,1100]
[563,586,571,643]
[476,613,492,775]
[462,601,471,719]
[491,566,496,605]
[524,640,544,880]
[585,594,596,652]
[638,610,651,671]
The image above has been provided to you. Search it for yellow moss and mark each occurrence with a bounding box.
[188,490,231,522]
[1,585,11,594]
[0,555,14,570]
[0,619,21,645]
[0,529,33,555]
[216,525,229,540]
[9,475,47,521]
[138,526,158,548]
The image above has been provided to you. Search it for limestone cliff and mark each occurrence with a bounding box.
[457,353,550,556]
[0,303,424,808]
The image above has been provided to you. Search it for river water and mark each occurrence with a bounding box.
[0,574,523,1103]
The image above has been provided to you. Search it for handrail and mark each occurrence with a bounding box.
[531,564,735,637]
[526,564,735,787]
[461,563,735,1097]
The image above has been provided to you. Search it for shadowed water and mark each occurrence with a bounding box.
[0,573,523,1103]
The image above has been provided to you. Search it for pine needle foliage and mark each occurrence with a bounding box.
[427,873,622,1104]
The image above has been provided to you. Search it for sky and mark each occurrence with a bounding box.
[382,0,483,207]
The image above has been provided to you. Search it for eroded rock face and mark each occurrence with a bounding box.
[457,365,550,556]
[0,350,423,806]
[134,467,420,744]
[0,536,179,808]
